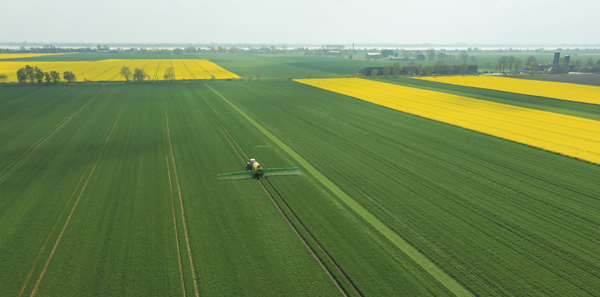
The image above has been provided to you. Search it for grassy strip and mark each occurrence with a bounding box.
[205,83,473,297]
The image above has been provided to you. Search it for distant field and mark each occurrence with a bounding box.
[415,75,600,105]
[295,78,600,164]
[513,74,600,86]
[0,53,75,59]
[0,59,239,82]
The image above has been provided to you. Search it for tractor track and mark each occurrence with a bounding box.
[161,95,187,297]
[0,87,103,182]
[189,84,358,296]
[165,108,200,297]
[29,88,129,297]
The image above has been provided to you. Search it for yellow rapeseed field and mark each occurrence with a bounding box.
[295,78,600,164]
[0,59,240,82]
[0,53,76,59]
[414,75,600,105]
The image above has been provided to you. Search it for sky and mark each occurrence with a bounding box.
[1,0,599,45]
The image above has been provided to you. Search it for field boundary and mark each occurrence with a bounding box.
[205,83,474,297]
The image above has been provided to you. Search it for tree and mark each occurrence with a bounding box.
[528,62,538,75]
[44,72,52,83]
[133,68,147,82]
[458,50,469,63]
[50,71,60,83]
[459,63,469,76]
[382,66,391,77]
[0,74,7,83]
[392,63,402,76]
[469,56,478,65]
[407,61,417,75]
[120,67,132,82]
[63,71,76,82]
[585,57,595,67]
[17,68,27,83]
[417,63,424,76]
[365,54,371,61]
[434,61,446,75]
[446,65,455,75]
[173,48,184,54]
[163,67,175,81]
[574,59,583,68]
[34,67,45,84]
[426,48,435,61]
[371,69,379,77]
[498,56,508,74]
[506,56,516,75]
[436,52,446,62]
[349,54,353,59]
[513,59,523,75]
[25,65,35,83]
[256,74,261,80]
[525,55,537,67]
[424,66,434,76]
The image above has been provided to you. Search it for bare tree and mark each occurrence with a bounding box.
[458,50,469,63]
[469,56,478,65]
[437,52,446,62]
[120,67,132,82]
[0,74,7,83]
[426,48,436,61]
[498,56,509,74]
[513,59,523,75]
[506,56,516,75]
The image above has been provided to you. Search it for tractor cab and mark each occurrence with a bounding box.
[247,158,261,171]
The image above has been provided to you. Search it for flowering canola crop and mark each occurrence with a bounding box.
[0,53,76,60]
[0,59,240,82]
[295,78,600,164]
[414,75,600,105]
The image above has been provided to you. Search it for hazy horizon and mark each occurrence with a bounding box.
[1,0,598,45]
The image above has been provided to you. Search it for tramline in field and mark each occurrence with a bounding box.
[217,158,300,180]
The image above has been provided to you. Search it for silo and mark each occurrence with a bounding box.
[553,51,560,66]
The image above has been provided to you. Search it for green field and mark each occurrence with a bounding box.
[1,53,600,296]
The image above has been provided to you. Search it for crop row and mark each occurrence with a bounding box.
[209,80,600,296]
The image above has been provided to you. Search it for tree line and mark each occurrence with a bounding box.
[15,65,76,84]
[369,61,471,77]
